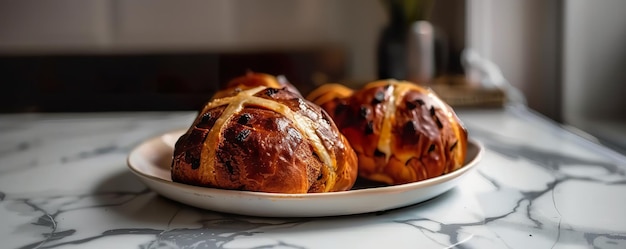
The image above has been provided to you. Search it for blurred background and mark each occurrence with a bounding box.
[0,0,624,154]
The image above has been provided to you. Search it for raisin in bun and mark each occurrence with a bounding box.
[172,82,358,193]
[308,80,467,185]
[212,72,301,99]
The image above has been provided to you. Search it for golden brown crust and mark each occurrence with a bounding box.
[306,83,354,123]
[212,72,301,99]
[172,82,357,193]
[308,80,467,185]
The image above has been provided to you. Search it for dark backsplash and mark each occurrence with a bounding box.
[0,49,343,112]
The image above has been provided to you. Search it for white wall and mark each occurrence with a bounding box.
[468,0,626,152]
[467,0,562,120]
[0,0,111,51]
[0,0,386,82]
[563,0,626,123]
[562,0,626,151]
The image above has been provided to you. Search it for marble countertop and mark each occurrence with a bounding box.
[1,106,625,249]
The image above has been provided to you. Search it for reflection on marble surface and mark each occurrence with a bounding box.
[1,107,625,249]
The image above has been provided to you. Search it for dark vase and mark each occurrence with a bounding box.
[377,24,408,80]
[376,4,410,80]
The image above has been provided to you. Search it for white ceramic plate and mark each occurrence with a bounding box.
[127,129,483,217]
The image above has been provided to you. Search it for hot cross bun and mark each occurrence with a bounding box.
[308,80,467,185]
[171,74,358,193]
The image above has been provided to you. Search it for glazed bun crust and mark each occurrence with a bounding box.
[309,80,467,185]
[306,83,354,115]
[212,72,301,99]
[172,85,358,194]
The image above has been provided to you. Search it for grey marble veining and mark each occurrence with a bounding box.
[1,107,625,249]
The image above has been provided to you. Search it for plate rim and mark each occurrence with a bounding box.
[126,130,483,201]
